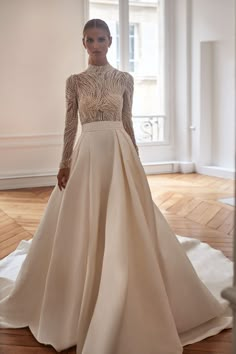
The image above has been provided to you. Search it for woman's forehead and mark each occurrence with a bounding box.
[84,27,109,38]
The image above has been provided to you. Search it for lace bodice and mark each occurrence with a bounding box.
[59,63,139,168]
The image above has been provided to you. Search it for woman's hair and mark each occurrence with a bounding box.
[83,19,111,38]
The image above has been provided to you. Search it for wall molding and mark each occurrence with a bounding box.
[0,134,63,149]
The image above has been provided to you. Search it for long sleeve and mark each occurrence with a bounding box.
[59,75,78,169]
[122,74,139,155]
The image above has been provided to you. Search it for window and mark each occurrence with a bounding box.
[129,24,135,72]
[88,0,167,144]
[116,23,138,72]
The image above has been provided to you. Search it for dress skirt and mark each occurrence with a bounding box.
[0,121,233,354]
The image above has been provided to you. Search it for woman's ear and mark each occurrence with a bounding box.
[82,38,86,49]
[109,36,112,48]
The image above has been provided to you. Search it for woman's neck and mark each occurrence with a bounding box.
[88,58,109,66]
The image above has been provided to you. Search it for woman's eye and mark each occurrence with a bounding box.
[98,38,105,42]
[86,38,93,43]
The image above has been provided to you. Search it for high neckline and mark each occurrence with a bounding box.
[87,62,113,73]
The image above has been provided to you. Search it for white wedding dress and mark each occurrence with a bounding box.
[0,63,233,354]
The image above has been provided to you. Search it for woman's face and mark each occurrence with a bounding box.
[83,27,112,62]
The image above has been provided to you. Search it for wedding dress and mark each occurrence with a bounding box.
[0,63,233,354]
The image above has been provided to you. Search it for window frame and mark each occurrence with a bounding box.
[85,0,174,149]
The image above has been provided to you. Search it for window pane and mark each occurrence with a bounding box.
[129,0,165,143]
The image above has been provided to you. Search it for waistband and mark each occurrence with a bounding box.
[82,121,123,132]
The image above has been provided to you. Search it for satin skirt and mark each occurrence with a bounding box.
[0,121,233,354]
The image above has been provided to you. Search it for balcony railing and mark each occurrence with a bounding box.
[132,115,166,143]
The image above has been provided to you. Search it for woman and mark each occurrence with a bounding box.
[0,19,233,354]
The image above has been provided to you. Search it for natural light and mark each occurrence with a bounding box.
[89,0,166,144]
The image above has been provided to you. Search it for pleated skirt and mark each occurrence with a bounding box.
[0,121,233,354]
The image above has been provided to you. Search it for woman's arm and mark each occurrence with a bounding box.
[122,73,139,155]
[57,75,78,190]
[59,75,79,169]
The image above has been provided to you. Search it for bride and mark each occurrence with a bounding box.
[0,18,233,354]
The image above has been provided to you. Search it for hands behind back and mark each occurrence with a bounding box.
[57,168,70,191]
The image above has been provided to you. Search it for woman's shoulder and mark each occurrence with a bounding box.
[65,74,78,89]
[114,68,133,80]
[117,70,134,88]
[65,67,133,86]
[66,73,81,82]
[65,72,88,89]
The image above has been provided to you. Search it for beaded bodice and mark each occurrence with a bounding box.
[60,63,138,168]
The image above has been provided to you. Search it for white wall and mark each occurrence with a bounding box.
[192,0,235,171]
[175,0,235,177]
[0,0,85,187]
[174,0,192,163]
[0,0,234,189]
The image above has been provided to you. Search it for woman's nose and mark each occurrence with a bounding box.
[93,40,100,49]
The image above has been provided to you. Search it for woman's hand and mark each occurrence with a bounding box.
[57,168,70,191]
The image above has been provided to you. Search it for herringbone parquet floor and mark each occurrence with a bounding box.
[0,173,234,354]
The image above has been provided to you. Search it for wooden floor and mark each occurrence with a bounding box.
[0,173,234,354]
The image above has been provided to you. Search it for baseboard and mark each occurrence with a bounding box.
[142,161,195,175]
[178,161,195,174]
[142,162,178,174]
[0,173,57,190]
[196,165,235,179]
[0,162,184,190]
[1,161,233,190]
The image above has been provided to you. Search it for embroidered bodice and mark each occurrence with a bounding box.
[59,63,139,168]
